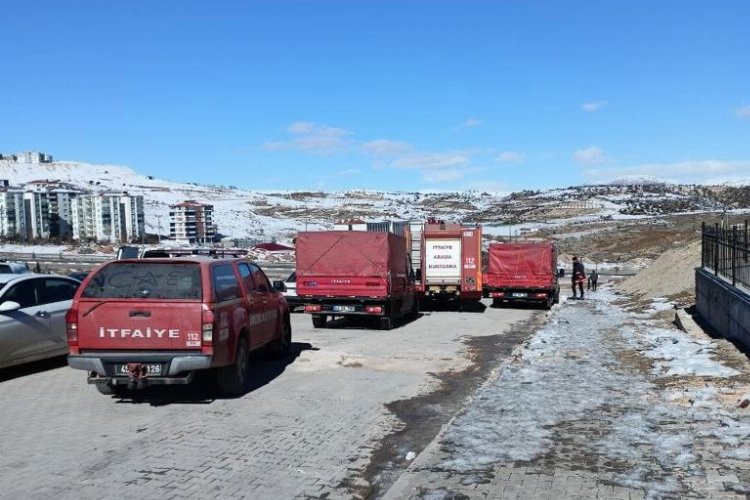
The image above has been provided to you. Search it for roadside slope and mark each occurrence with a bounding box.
[619,240,701,301]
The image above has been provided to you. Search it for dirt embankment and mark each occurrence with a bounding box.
[619,240,701,302]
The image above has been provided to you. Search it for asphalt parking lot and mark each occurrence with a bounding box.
[0,301,535,499]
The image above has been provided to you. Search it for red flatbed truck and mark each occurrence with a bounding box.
[296,231,418,330]
[486,241,560,309]
[419,221,483,308]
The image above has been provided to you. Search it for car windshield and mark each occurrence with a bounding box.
[81,263,202,300]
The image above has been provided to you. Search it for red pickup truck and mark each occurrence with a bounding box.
[66,257,291,396]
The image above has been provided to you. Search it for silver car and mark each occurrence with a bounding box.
[0,274,81,370]
[0,262,30,274]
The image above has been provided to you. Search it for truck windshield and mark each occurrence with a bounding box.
[81,263,202,300]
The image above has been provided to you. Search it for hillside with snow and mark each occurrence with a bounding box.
[1,159,748,242]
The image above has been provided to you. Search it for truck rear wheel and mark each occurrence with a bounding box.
[217,336,250,396]
[379,316,392,330]
[312,314,327,328]
[408,299,419,320]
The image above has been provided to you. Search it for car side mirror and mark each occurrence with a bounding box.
[272,280,286,292]
[558,268,565,278]
[0,301,21,312]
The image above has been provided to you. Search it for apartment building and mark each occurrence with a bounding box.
[21,181,79,239]
[0,151,53,163]
[71,192,145,243]
[169,200,216,244]
[0,187,27,239]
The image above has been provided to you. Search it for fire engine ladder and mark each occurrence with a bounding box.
[409,222,423,286]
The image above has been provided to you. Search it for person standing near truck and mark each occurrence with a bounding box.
[572,256,585,299]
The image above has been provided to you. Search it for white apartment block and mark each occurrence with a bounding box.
[71,192,145,244]
[0,151,53,163]
[23,191,51,239]
[169,200,216,244]
[21,183,79,239]
[0,188,27,239]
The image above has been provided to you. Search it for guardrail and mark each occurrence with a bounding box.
[0,250,296,279]
[702,220,750,289]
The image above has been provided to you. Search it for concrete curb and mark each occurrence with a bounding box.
[674,308,707,339]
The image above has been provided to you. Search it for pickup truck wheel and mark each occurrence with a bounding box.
[217,337,250,396]
[269,320,292,358]
[312,314,327,328]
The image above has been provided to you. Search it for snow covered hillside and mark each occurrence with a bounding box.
[1,159,748,242]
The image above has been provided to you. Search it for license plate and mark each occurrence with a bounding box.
[333,305,355,313]
[115,363,163,376]
[512,292,528,298]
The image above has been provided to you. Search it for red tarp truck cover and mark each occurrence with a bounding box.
[296,231,409,298]
[487,242,556,289]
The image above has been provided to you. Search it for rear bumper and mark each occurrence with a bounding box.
[283,295,304,305]
[68,352,212,377]
[489,287,557,302]
[422,285,481,301]
[302,296,407,316]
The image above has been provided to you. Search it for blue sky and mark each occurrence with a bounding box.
[1,0,749,192]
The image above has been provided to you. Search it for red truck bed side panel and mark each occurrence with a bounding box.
[487,242,556,289]
[296,231,408,298]
[460,226,482,297]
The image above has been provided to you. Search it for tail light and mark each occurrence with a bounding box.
[201,307,214,346]
[491,292,505,298]
[305,304,321,313]
[533,293,548,299]
[65,307,78,346]
[365,305,382,314]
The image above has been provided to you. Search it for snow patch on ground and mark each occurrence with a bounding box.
[624,323,739,378]
[436,286,746,498]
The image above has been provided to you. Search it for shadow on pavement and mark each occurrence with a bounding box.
[321,312,424,331]
[112,342,317,406]
[490,300,552,311]
[421,300,486,313]
[0,355,68,384]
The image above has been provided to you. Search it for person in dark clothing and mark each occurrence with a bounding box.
[572,256,585,299]
[590,269,599,291]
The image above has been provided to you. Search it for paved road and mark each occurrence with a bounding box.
[0,302,535,499]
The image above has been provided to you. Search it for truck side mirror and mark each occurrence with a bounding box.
[272,280,286,292]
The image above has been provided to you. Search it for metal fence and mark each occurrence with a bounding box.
[702,220,750,289]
